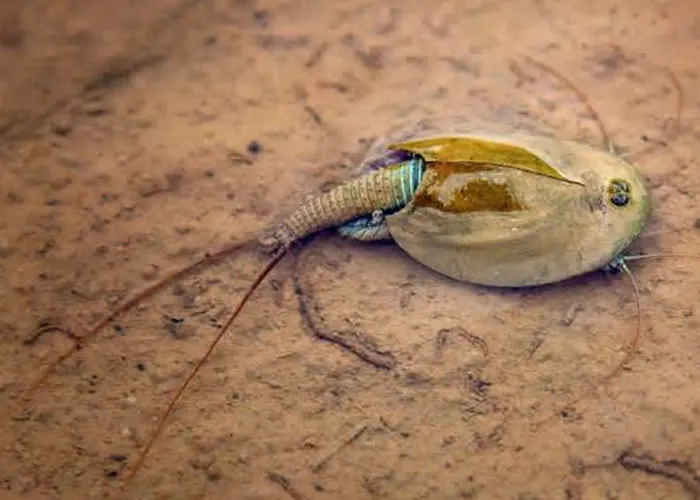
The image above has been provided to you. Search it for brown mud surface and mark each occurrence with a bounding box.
[1,0,699,499]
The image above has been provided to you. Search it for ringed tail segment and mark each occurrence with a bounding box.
[389,136,586,186]
[258,157,425,251]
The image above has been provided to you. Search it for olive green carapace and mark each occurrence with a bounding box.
[380,126,652,287]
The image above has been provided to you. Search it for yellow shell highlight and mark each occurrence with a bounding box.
[388,136,585,186]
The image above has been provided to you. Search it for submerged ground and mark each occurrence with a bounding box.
[0,0,699,498]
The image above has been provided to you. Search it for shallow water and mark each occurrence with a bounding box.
[1,0,698,498]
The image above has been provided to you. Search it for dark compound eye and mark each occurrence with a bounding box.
[610,191,629,206]
[608,179,631,207]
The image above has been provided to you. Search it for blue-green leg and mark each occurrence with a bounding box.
[337,210,392,242]
[337,157,425,242]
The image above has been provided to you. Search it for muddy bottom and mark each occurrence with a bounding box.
[1,0,699,499]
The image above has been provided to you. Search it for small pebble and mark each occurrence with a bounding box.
[246,140,262,154]
[52,120,73,136]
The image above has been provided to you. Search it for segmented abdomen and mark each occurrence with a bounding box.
[260,157,424,250]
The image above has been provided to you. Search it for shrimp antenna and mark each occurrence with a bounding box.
[622,66,684,162]
[521,56,615,154]
[532,247,698,428]
[622,252,700,262]
[520,57,691,427]
[532,260,642,429]
[521,56,684,160]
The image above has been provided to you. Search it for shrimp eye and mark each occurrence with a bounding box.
[611,192,629,206]
[608,179,631,207]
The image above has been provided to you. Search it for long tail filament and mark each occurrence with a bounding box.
[123,245,289,487]
[24,240,256,397]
